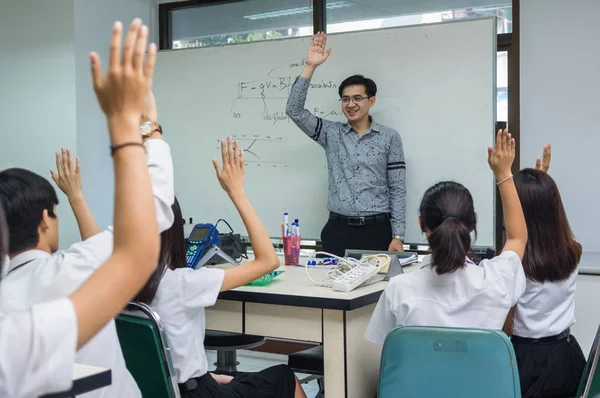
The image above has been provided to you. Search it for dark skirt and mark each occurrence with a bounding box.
[512,333,586,398]
[179,364,296,398]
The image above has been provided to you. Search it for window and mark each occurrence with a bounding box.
[326,1,511,34]
[497,51,508,122]
[161,0,314,50]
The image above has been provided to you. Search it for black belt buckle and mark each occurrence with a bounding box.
[348,216,366,226]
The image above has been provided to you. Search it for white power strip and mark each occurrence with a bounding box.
[305,251,390,292]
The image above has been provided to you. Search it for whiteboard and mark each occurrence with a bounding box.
[154,18,497,246]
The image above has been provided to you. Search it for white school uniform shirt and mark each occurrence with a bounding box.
[150,267,225,383]
[0,298,77,398]
[0,139,175,398]
[365,251,527,346]
[512,269,578,338]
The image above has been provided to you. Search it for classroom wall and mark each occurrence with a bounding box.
[521,0,600,357]
[0,0,80,247]
[74,0,153,232]
[520,0,600,252]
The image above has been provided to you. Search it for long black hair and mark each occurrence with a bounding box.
[134,197,188,304]
[0,204,8,277]
[514,169,581,282]
[419,181,477,274]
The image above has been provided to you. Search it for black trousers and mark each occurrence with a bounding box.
[320,214,393,257]
[512,333,586,398]
[179,365,296,398]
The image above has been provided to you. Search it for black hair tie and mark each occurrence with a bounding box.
[443,213,460,220]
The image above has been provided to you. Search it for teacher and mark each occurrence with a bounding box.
[286,32,406,256]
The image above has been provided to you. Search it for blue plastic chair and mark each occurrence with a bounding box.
[378,326,521,398]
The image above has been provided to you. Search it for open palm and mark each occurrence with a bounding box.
[306,31,331,67]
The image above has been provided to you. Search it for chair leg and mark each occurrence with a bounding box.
[214,350,239,373]
[316,377,324,398]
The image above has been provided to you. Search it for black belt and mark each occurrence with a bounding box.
[511,328,571,344]
[329,212,390,226]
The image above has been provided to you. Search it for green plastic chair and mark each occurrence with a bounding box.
[115,302,181,398]
[575,324,600,398]
[378,326,521,398]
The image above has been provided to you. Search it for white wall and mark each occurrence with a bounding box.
[0,0,80,247]
[521,0,600,252]
[0,0,153,249]
[74,0,153,230]
[521,0,600,357]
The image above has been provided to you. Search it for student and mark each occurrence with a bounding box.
[365,130,528,344]
[133,138,306,398]
[286,32,406,256]
[0,18,164,397]
[508,144,585,398]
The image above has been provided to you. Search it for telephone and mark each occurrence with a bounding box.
[186,223,220,269]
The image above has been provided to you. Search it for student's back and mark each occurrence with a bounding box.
[509,164,585,398]
[366,130,529,345]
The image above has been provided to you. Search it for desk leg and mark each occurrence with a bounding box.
[323,305,380,398]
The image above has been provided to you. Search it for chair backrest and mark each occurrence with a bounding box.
[378,326,521,398]
[115,302,181,398]
[576,324,600,398]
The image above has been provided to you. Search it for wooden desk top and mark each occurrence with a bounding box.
[211,259,421,311]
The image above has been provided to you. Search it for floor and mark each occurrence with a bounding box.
[206,349,321,397]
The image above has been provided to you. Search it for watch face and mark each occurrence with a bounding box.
[140,121,153,136]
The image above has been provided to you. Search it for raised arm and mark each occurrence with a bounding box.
[488,129,527,259]
[69,18,161,348]
[387,133,406,252]
[212,137,280,291]
[51,149,101,240]
[286,32,333,148]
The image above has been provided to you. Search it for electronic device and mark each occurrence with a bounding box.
[185,223,220,268]
[345,249,418,275]
[305,251,391,292]
[331,257,382,292]
[206,233,244,265]
[194,245,238,269]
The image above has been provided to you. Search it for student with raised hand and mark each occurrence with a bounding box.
[132,137,306,398]
[0,18,170,398]
[507,143,585,398]
[365,130,528,345]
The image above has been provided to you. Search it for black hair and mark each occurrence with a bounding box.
[134,196,187,305]
[0,205,8,276]
[419,181,477,274]
[514,169,581,282]
[0,168,58,254]
[338,75,377,98]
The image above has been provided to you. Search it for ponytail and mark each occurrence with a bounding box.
[428,217,471,274]
[419,181,477,275]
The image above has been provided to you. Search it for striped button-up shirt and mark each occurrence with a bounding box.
[286,76,406,236]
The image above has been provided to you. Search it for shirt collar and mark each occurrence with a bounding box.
[7,250,52,274]
[344,116,381,134]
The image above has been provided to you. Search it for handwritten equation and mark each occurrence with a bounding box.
[215,134,289,168]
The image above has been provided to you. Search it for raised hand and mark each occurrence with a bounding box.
[212,136,245,197]
[89,18,156,143]
[535,144,551,172]
[50,149,83,201]
[306,31,332,68]
[487,129,515,179]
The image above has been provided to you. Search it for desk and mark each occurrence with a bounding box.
[40,364,111,398]
[206,261,420,398]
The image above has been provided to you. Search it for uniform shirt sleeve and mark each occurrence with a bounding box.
[387,132,406,236]
[285,76,336,148]
[178,268,225,310]
[0,298,77,398]
[365,286,402,346]
[482,250,527,307]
